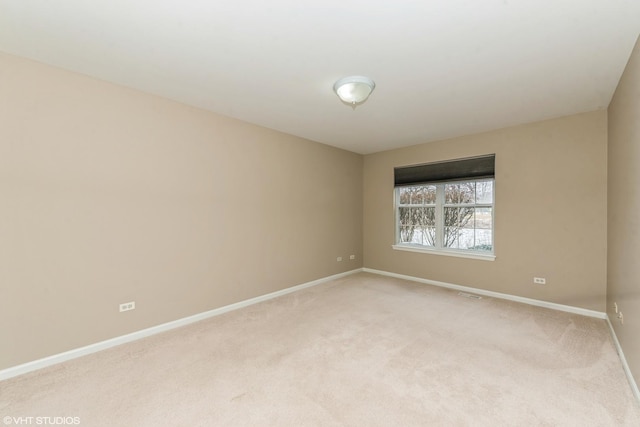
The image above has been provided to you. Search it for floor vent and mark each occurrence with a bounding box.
[458,292,482,300]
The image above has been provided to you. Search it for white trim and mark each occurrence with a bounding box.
[0,268,363,381]
[362,268,606,319]
[606,316,640,403]
[392,244,496,261]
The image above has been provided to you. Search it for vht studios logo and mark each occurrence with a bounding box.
[2,416,81,425]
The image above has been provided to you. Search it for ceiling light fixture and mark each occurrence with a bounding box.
[333,76,375,107]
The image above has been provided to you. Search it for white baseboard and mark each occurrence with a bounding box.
[606,316,640,403]
[362,268,607,319]
[0,268,363,381]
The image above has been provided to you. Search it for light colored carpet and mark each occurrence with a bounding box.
[1,272,639,426]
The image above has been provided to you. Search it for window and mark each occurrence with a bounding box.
[393,155,495,259]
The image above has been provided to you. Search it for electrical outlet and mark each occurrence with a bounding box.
[533,277,546,285]
[614,302,618,313]
[618,312,624,325]
[119,301,135,312]
[349,255,355,260]
[336,257,343,262]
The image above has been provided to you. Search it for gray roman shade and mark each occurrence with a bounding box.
[394,154,495,187]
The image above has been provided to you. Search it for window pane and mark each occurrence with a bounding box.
[398,207,417,226]
[399,205,437,246]
[473,229,493,251]
[445,207,489,250]
[444,206,458,228]
[445,182,475,204]
[476,180,493,204]
[398,207,419,243]
[417,206,436,246]
[399,207,420,243]
[445,228,480,250]
[444,227,461,248]
[421,206,436,228]
[416,227,436,247]
[409,187,423,204]
[399,187,412,204]
[474,207,492,229]
[444,207,463,248]
[399,226,416,243]
[444,207,474,228]
[399,185,436,205]
[419,185,437,204]
[400,207,420,240]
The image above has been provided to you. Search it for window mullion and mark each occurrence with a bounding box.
[435,184,444,249]
[395,188,400,244]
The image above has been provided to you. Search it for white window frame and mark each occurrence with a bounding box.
[392,178,495,261]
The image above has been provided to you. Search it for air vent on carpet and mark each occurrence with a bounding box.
[457,292,482,300]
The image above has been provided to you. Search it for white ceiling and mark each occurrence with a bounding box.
[1,1,639,154]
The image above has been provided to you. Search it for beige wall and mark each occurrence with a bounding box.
[0,48,622,374]
[0,53,363,370]
[608,36,640,385]
[363,111,608,312]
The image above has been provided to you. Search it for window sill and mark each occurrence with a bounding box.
[391,244,496,261]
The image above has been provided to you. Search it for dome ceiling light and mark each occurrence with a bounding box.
[333,76,375,107]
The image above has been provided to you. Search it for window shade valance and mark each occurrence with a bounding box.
[394,154,495,187]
